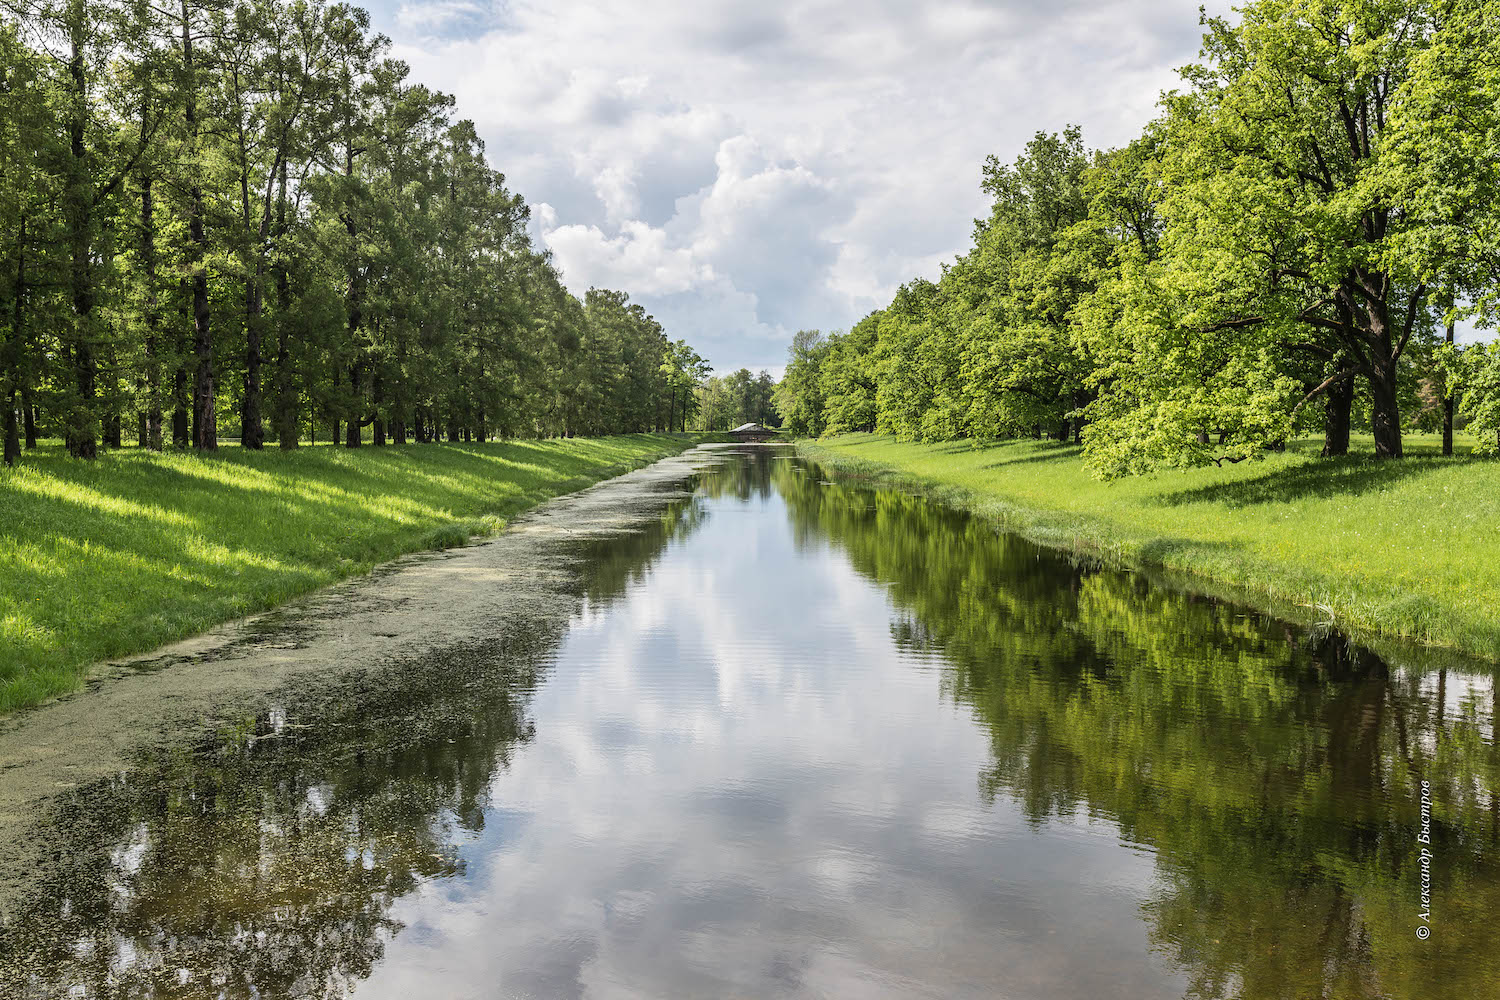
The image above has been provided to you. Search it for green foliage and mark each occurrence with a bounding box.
[1442,340,1500,453]
[818,314,879,434]
[772,330,828,435]
[775,0,1500,475]
[659,340,711,432]
[1381,0,1500,318]
[0,0,707,464]
[695,365,777,431]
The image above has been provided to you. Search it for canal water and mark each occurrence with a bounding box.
[1,446,1495,998]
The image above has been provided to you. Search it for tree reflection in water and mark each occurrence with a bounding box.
[0,490,705,999]
[4,451,1496,999]
[777,459,1500,1000]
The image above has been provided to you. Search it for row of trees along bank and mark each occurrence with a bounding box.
[774,0,1500,476]
[0,0,713,466]
[696,368,778,432]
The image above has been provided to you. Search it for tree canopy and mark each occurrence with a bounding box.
[0,0,712,465]
[775,0,1500,475]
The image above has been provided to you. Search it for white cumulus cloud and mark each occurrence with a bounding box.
[370,0,1232,372]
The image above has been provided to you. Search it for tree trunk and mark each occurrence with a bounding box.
[372,368,385,446]
[4,404,19,467]
[140,168,163,450]
[183,0,214,450]
[103,409,121,449]
[103,343,122,447]
[1443,318,1455,457]
[342,136,364,451]
[1322,376,1352,457]
[237,144,262,449]
[1057,418,1070,441]
[273,321,295,447]
[2,377,16,466]
[4,218,27,467]
[273,160,297,449]
[241,278,264,448]
[22,387,36,449]
[390,332,408,446]
[64,27,97,459]
[345,363,361,448]
[172,354,189,447]
[1368,359,1402,459]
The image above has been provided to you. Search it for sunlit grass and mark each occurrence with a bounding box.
[802,432,1500,659]
[0,435,698,713]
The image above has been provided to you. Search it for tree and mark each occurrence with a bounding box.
[818,314,879,434]
[1441,341,1500,454]
[959,127,1095,441]
[772,332,828,435]
[1382,0,1500,458]
[1381,0,1500,324]
[1091,1,1435,470]
[0,0,707,462]
[0,22,58,465]
[871,280,964,441]
[660,339,710,432]
[773,1,1494,477]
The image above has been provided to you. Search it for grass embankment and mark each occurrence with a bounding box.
[800,433,1500,660]
[0,434,700,713]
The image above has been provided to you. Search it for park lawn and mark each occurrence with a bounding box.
[800,432,1500,660]
[0,434,700,713]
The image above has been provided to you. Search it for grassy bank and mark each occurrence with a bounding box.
[799,433,1500,660]
[0,434,700,713]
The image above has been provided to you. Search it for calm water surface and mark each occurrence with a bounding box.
[3,447,1497,998]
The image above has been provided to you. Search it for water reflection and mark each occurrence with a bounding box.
[1,449,1496,998]
[776,459,1500,999]
[0,488,704,998]
[5,637,548,997]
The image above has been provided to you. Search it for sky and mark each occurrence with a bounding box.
[355,0,1238,374]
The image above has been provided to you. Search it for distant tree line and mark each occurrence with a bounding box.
[775,0,1500,475]
[0,0,712,466]
[695,367,778,432]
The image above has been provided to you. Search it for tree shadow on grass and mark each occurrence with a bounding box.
[10,436,677,535]
[976,444,1083,471]
[1157,454,1449,508]
[0,437,687,688]
[916,440,990,456]
[897,439,1083,468]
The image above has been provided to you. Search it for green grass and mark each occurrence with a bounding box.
[0,434,700,713]
[800,432,1500,660]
